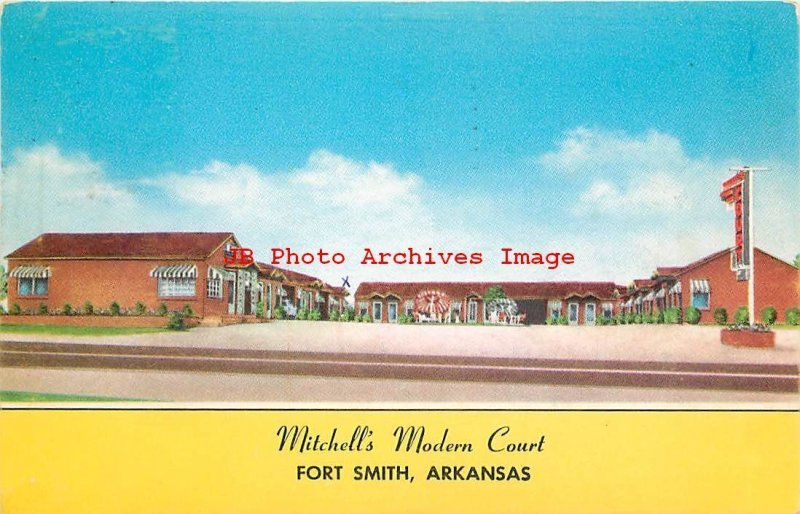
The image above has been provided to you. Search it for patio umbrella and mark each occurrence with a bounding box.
[487,298,518,316]
[414,290,451,317]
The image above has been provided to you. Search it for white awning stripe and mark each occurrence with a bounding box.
[690,279,710,294]
[644,291,655,301]
[10,265,50,278]
[669,281,682,294]
[655,289,665,299]
[150,264,197,278]
[634,296,642,305]
[208,266,234,280]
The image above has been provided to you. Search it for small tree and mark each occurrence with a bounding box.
[685,306,701,325]
[10,303,21,315]
[63,303,73,315]
[135,301,147,315]
[182,304,194,317]
[166,312,186,330]
[110,301,121,316]
[38,303,48,315]
[484,285,507,305]
[0,265,7,301]
[760,306,777,325]
[156,303,168,316]
[733,306,749,325]
[83,300,94,315]
[786,307,800,326]
[713,307,728,325]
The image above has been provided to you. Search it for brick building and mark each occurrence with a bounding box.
[256,262,346,319]
[619,247,799,323]
[5,232,346,320]
[354,281,620,325]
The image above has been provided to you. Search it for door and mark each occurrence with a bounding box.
[468,300,478,323]
[244,285,252,315]
[568,303,579,325]
[585,303,596,325]
[227,280,236,314]
[372,301,383,322]
[388,302,398,323]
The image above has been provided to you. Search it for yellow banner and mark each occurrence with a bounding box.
[0,410,797,514]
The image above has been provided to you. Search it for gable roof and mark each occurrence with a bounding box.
[256,261,343,294]
[355,281,618,300]
[6,232,236,260]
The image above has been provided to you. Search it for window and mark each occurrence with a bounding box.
[691,292,710,309]
[207,278,222,298]
[18,277,48,296]
[158,277,196,297]
[372,301,383,322]
[358,301,368,316]
[548,300,562,320]
[405,300,414,316]
[601,303,613,319]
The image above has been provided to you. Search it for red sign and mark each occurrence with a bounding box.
[720,169,750,269]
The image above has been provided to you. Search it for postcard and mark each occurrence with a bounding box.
[0,2,798,512]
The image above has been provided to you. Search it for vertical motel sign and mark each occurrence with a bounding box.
[719,169,750,279]
[720,166,767,326]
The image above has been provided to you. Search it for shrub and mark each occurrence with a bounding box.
[339,309,353,322]
[37,303,48,315]
[734,306,749,325]
[760,306,777,326]
[663,307,682,324]
[156,303,168,317]
[110,301,121,316]
[296,308,308,321]
[557,316,568,325]
[135,301,147,315]
[274,306,286,320]
[256,301,264,317]
[329,309,340,321]
[361,314,373,323]
[713,307,728,325]
[633,313,643,324]
[83,300,94,315]
[656,310,665,324]
[10,303,21,315]
[166,312,186,330]
[398,313,414,324]
[182,304,194,317]
[685,306,701,325]
[545,316,555,326]
[786,307,800,326]
[308,309,322,321]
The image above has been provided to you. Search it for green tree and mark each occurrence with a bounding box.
[484,285,507,304]
[794,254,800,269]
[0,265,7,300]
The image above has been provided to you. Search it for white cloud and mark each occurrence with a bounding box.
[574,173,690,214]
[1,145,146,255]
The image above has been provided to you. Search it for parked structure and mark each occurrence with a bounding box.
[354,281,620,325]
[5,232,345,321]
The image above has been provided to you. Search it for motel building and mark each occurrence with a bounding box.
[618,247,799,323]
[354,282,620,325]
[4,232,345,322]
[256,262,345,319]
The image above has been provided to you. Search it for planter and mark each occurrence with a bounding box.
[720,329,775,348]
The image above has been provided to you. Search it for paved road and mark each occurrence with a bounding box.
[2,340,797,393]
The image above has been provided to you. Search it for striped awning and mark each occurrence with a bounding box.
[644,291,655,301]
[208,266,234,280]
[622,299,631,308]
[10,265,50,278]
[634,295,642,305]
[691,279,710,294]
[150,264,197,278]
[669,281,682,294]
[655,288,666,299]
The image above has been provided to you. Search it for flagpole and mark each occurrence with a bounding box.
[747,168,755,326]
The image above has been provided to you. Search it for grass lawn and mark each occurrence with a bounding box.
[0,390,143,402]
[0,324,166,336]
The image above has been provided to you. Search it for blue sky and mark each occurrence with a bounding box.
[2,2,798,286]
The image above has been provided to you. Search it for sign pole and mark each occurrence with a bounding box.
[747,168,755,326]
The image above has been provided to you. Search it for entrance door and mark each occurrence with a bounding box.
[585,303,596,325]
[388,302,398,323]
[227,280,236,314]
[467,300,478,323]
[372,301,383,323]
[244,285,252,315]
[568,303,579,325]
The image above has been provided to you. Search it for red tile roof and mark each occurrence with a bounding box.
[355,281,618,300]
[256,261,344,295]
[6,232,235,259]
[655,266,682,277]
